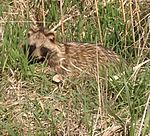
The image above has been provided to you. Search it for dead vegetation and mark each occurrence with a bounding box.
[0,0,150,135]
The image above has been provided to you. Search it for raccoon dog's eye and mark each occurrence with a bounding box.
[40,47,49,57]
[28,44,36,58]
[29,44,36,53]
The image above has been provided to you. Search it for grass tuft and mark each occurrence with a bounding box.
[0,0,150,135]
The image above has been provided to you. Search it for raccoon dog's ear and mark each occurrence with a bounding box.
[27,26,38,37]
[45,31,55,42]
[27,28,34,37]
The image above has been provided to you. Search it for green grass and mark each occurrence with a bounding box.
[0,0,150,135]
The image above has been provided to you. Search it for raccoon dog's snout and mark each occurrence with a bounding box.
[26,43,49,63]
[28,44,49,58]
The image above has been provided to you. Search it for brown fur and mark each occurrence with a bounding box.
[26,27,120,79]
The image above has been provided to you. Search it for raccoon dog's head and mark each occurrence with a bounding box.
[24,27,56,63]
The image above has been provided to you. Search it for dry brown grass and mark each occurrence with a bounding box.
[0,0,150,135]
